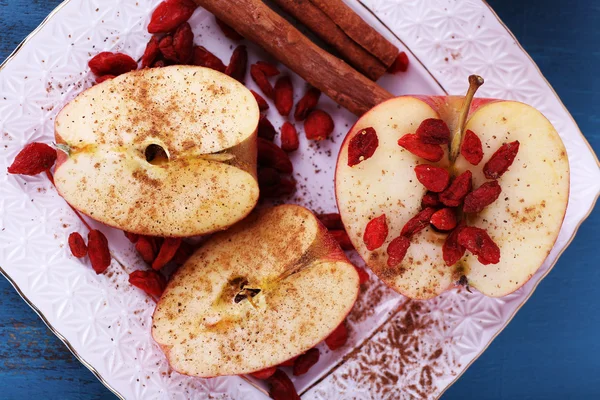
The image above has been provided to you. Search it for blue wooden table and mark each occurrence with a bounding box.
[1,0,598,398]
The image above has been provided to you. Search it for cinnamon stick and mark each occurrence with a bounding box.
[309,0,399,67]
[271,0,387,81]
[193,0,393,116]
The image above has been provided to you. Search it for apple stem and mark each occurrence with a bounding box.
[449,75,484,163]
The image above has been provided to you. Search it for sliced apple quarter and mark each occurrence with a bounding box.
[152,205,359,377]
[54,66,260,237]
[336,79,569,299]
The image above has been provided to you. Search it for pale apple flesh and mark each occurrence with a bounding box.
[336,96,569,299]
[54,66,260,237]
[152,205,359,377]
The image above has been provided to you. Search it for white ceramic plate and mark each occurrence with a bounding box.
[0,0,598,399]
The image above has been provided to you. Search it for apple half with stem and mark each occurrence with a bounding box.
[152,204,359,377]
[54,66,260,237]
[336,75,569,299]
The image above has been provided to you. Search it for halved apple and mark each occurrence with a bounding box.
[336,77,569,299]
[152,205,359,377]
[54,66,260,237]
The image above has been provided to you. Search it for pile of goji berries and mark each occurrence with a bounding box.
[354,117,519,268]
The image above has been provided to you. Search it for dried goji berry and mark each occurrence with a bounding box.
[439,170,472,207]
[257,115,277,142]
[460,129,484,165]
[172,22,194,64]
[88,230,111,274]
[398,134,444,162]
[325,321,348,350]
[280,122,299,152]
[414,164,450,192]
[279,356,298,367]
[463,181,502,213]
[416,118,450,145]
[251,366,277,380]
[158,35,178,62]
[430,208,457,231]
[261,177,296,198]
[148,0,197,34]
[387,236,410,267]
[258,167,281,189]
[128,270,167,296]
[317,213,343,230]
[250,64,274,98]
[268,369,300,400]
[274,76,294,116]
[304,109,334,141]
[124,231,139,243]
[348,127,379,167]
[354,265,370,285]
[387,51,409,73]
[458,226,501,265]
[330,230,354,251]
[255,61,280,77]
[192,46,226,72]
[215,17,244,41]
[172,240,194,265]
[251,90,269,111]
[141,36,160,68]
[152,238,182,270]
[400,207,437,238]
[68,232,87,258]
[484,141,520,180]
[442,223,466,266]
[8,142,57,176]
[257,138,293,173]
[225,45,247,83]
[294,87,321,121]
[293,348,319,376]
[363,214,388,251]
[421,191,442,209]
[88,52,137,76]
[95,75,115,84]
[136,236,156,264]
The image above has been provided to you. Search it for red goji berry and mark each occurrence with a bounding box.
[95,75,115,84]
[387,236,410,267]
[88,230,111,274]
[136,236,157,264]
[484,141,520,180]
[416,118,450,145]
[354,265,370,285]
[152,238,182,270]
[128,270,167,296]
[317,213,343,230]
[439,170,472,207]
[304,109,334,141]
[260,177,296,198]
[158,35,178,62]
[414,164,450,192]
[280,122,299,152]
[274,76,294,116]
[400,207,437,238]
[325,321,348,350]
[258,115,277,141]
[141,36,160,68]
[293,348,319,376]
[257,138,293,173]
[430,208,457,231]
[8,142,57,176]
[458,226,501,265]
[348,127,379,167]
[255,61,280,77]
[251,366,277,380]
[88,52,137,76]
[294,87,321,121]
[68,232,87,258]
[268,370,300,400]
[215,17,244,41]
[124,231,139,243]
[460,129,484,165]
[192,46,226,72]
[172,22,194,64]
[398,134,444,162]
[421,191,442,209]
[463,181,502,213]
[442,223,466,266]
[250,64,274,98]
[330,230,354,251]
[225,45,248,83]
[258,167,281,189]
[148,0,197,34]
[172,240,194,265]
[279,356,298,367]
[387,51,409,73]
[363,214,388,251]
[250,90,269,111]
